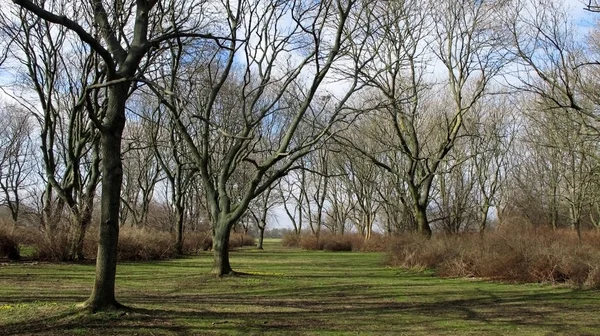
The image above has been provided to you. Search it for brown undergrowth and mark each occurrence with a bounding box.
[0,225,20,260]
[284,229,600,288]
[281,232,390,252]
[387,229,600,288]
[2,220,255,262]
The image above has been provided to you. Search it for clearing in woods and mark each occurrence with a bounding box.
[0,239,598,335]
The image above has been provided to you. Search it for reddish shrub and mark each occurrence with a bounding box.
[182,231,255,253]
[360,234,391,252]
[183,232,213,252]
[322,235,353,252]
[299,234,322,250]
[387,228,600,288]
[281,232,300,247]
[229,233,256,248]
[81,227,175,261]
[294,233,369,252]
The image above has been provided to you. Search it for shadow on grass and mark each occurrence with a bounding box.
[0,287,598,335]
[2,248,600,335]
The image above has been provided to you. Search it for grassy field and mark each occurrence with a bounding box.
[0,239,599,335]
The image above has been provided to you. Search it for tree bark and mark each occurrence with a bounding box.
[82,85,127,312]
[175,204,185,255]
[479,202,490,237]
[212,218,234,276]
[257,224,265,250]
[415,204,432,238]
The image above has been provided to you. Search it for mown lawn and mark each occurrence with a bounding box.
[0,239,599,335]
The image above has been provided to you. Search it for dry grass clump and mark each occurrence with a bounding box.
[387,229,600,288]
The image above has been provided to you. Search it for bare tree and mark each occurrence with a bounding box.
[151,0,369,275]
[0,8,103,261]
[279,171,305,235]
[121,115,162,228]
[338,0,507,237]
[151,109,197,253]
[333,143,380,239]
[248,182,279,250]
[0,105,35,228]
[5,0,226,311]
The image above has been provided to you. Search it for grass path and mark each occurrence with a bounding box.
[0,240,599,335]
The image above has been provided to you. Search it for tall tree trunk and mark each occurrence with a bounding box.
[75,216,90,260]
[212,218,234,276]
[175,204,185,255]
[479,202,490,237]
[415,203,431,238]
[257,224,265,250]
[82,86,127,312]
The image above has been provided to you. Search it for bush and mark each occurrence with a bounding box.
[299,234,322,250]
[322,236,353,252]
[117,228,176,261]
[281,232,300,247]
[183,231,213,252]
[181,231,255,253]
[33,233,72,261]
[292,233,373,252]
[0,229,20,260]
[83,227,176,261]
[360,233,392,252]
[229,232,256,248]
[386,229,600,288]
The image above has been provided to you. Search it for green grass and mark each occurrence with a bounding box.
[0,240,599,335]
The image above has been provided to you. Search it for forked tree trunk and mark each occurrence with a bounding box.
[415,204,432,238]
[478,203,490,238]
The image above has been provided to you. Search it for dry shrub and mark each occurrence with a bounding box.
[299,234,322,250]
[387,228,600,288]
[229,233,255,248]
[295,233,368,252]
[117,228,176,261]
[281,232,300,247]
[34,232,73,261]
[83,227,176,261]
[322,235,354,252]
[0,226,20,260]
[25,223,79,261]
[183,231,213,252]
[360,233,391,252]
[284,232,402,252]
[181,231,255,253]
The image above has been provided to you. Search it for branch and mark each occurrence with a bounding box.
[12,0,115,70]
